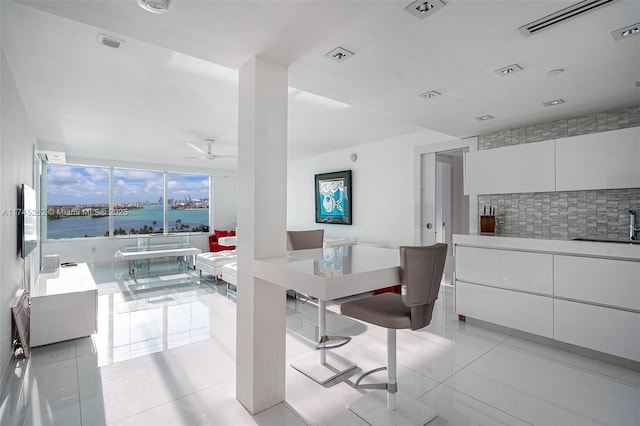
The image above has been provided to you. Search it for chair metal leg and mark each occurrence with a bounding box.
[290,298,356,384]
[316,299,351,352]
[349,328,437,425]
[352,329,398,394]
[387,328,397,410]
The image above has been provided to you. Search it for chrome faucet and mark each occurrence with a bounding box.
[630,211,640,240]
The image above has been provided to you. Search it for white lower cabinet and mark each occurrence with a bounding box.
[456,281,554,338]
[554,299,640,362]
[456,246,553,294]
[454,236,640,362]
[555,255,640,311]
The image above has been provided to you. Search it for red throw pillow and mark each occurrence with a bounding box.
[214,229,229,240]
[229,230,236,236]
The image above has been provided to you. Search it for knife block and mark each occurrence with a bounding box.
[480,215,496,233]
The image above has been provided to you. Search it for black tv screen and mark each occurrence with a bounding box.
[20,183,38,258]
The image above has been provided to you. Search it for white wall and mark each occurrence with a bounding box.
[212,176,238,231]
[1,49,39,369]
[287,129,456,248]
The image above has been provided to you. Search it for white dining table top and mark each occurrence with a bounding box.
[254,244,401,301]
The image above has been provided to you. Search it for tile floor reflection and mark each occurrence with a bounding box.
[1,262,639,425]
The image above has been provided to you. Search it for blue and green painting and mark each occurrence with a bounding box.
[319,178,346,217]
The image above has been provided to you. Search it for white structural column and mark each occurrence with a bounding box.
[236,56,288,414]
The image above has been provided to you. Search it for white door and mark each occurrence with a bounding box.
[420,153,437,245]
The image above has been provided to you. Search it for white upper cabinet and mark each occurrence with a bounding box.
[555,127,640,191]
[464,140,555,195]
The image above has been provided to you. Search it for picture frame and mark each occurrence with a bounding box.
[315,170,352,225]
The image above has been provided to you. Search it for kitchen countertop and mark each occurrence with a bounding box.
[453,234,640,261]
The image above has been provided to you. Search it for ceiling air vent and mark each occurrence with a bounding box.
[519,0,620,36]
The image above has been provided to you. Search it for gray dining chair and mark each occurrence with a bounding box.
[340,243,447,425]
[286,229,324,251]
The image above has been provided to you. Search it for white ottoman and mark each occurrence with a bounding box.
[222,262,237,286]
[195,252,236,280]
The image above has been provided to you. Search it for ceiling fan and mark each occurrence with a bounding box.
[184,139,236,160]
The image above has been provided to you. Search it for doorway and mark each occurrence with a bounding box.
[413,138,478,286]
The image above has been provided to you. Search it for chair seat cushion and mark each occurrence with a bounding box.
[340,293,411,330]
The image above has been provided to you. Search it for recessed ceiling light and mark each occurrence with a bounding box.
[611,22,640,41]
[96,33,124,49]
[418,90,441,99]
[543,98,565,107]
[404,0,446,19]
[547,68,565,76]
[325,47,355,62]
[475,115,494,121]
[137,0,170,14]
[495,64,523,77]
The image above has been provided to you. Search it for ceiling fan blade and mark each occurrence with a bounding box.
[184,155,202,159]
[211,154,237,158]
[185,142,205,154]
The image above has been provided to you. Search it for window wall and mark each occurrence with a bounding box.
[45,164,210,239]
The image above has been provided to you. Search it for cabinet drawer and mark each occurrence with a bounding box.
[555,255,640,311]
[456,281,553,338]
[554,299,640,362]
[456,246,553,294]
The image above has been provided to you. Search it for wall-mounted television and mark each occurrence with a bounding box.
[19,183,38,258]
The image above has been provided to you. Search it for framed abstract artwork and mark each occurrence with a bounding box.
[315,170,352,225]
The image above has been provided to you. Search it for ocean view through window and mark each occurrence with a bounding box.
[167,173,210,233]
[113,169,163,236]
[46,164,211,239]
[46,164,110,239]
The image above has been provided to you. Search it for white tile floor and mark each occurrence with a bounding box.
[1,264,639,426]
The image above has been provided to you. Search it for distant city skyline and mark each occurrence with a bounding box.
[47,165,210,205]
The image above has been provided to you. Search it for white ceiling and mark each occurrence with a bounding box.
[2,0,639,171]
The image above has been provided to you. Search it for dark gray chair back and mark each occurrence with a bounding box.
[400,244,447,330]
[287,229,324,251]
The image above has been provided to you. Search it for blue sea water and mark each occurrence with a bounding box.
[47,204,209,239]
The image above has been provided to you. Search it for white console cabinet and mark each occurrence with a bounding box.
[30,263,98,347]
[454,235,640,362]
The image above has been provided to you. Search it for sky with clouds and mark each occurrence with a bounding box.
[47,165,209,205]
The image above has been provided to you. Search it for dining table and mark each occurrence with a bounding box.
[254,244,401,384]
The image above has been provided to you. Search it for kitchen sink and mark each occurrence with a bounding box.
[572,237,640,245]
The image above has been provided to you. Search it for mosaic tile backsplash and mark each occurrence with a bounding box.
[476,105,640,241]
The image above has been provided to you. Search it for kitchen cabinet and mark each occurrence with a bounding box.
[554,299,640,362]
[456,246,553,295]
[555,127,640,191]
[456,281,554,338]
[454,234,640,362]
[465,126,640,195]
[464,140,555,195]
[554,255,640,311]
